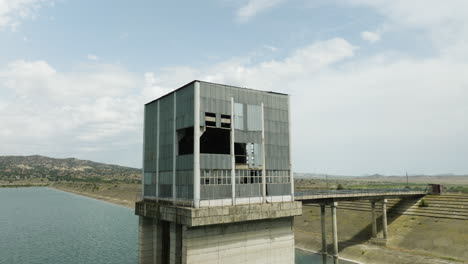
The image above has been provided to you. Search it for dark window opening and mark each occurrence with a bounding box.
[221,114,231,129]
[234,143,247,164]
[177,127,194,155]
[205,112,216,127]
[200,127,230,154]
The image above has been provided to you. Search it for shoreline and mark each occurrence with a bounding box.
[48,185,136,209]
[295,246,362,264]
[49,187,134,209]
[6,185,464,264]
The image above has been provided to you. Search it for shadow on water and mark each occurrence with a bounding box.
[338,197,421,251]
[296,249,358,264]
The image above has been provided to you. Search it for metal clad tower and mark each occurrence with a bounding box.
[136,80,301,264]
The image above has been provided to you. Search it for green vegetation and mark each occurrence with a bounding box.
[418,199,429,207]
[0,155,141,185]
[446,186,468,193]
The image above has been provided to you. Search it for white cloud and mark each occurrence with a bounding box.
[2,1,468,174]
[263,45,278,52]
[346,0,468,57]
[0,0,53,31]
[0,60,144,166]
[87,54,99,61]
[141,34,468,174]
[237,0,285,22]
[361,31,380,43]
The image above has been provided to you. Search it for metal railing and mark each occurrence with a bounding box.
[294,188,427,198]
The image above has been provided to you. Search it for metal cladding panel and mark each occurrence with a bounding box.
[247,104,262,131]
[200,185,232,199]
[176,155,193,170]
[234,103,244,130]
[175,84,194,129]
[234,130,262,143]
[143,103,158,173]
[199,81,290,172]
[158,94,174,173]
[235,184,262,197]
[266,184,290,196]
[143,103,158,196]
[176,170,193,199]
[200,154,231,169]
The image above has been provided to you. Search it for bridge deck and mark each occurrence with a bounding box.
[294,189,426,203]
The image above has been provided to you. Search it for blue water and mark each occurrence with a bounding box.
[0,188,137,264]
[295,249,357,264]
[0,188,357,264]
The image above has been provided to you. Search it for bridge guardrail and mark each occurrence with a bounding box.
[294,188,427,198]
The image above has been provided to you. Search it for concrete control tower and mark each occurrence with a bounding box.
[135,80,301,264]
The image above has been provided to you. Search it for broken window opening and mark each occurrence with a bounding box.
[205,112,216,127]
[200,127,230,154]
[221,114,231,129]
[236,169,262,184]
[234,143,247,164]
[177,127,194,155]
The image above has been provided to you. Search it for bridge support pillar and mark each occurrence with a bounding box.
[382,199,388,239]
[371,201,377,238]
[331,202,339,264]
[320,204,327,264]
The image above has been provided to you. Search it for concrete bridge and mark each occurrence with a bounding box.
[294,189,427,264]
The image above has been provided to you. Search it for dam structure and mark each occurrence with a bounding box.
[135,80,301,264]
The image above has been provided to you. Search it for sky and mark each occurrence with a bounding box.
[0,0,467,175]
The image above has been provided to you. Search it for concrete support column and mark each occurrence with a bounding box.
[287,95,294,200]
[153,219,163,264]
[169,222,182,264]
[138,216,154,264]
[156,101,160,198]
[261,102,266,202]
[321,204,328,264]
[172,92,177,203]
[371,201,377,238]
[193,82,200,208]
[230,97,236,206]
[382,199,388,239]
[331,202,339,264]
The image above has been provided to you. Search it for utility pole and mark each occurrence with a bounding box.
[406,171,409,188]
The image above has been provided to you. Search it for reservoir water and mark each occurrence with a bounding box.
[0,188,357,264]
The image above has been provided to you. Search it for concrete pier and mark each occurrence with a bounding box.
[371,201,377,238]
[331,202,339,264]
[382,199,388,239]
[136,200,302,264]
[320,204,327,264]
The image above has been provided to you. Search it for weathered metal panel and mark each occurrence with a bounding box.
[235,184,262,197]
[176,155,193,170]
[234,130,262,143]
[200,185,232,199]
[247,104,262,131]
[234,103,244,130]
[175,83,194,129]
[158,93,174,173]
[200,154,231,169]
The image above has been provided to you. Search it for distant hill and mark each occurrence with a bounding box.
[0,155,140,183]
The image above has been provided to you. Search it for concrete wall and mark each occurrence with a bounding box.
[183,217,295,264]
[138,216,296,264]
